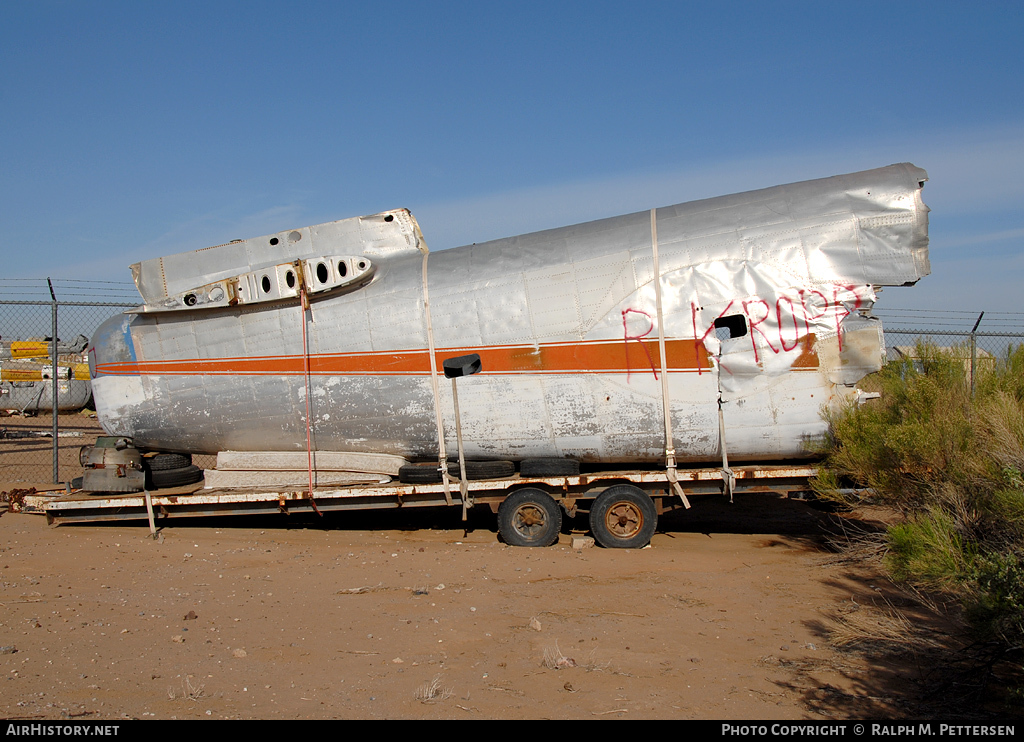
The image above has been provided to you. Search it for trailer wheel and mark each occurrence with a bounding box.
[589,485,657,549]
[498,488,562,547]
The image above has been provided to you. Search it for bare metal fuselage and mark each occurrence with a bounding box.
[1,337,92,412]
[88,164,930,462]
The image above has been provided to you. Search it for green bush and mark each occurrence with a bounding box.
[815,342,1024,653]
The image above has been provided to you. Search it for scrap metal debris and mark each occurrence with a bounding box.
[1,488,36,512]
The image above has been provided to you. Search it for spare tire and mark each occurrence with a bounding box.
[461,460,515,480]
[520,458,580,477]
[149,464,204,489]
[399,460,516,484]
[398,463,443,484]
[145,453,193,471]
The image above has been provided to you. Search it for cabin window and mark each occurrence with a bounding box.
[714,314,747,341]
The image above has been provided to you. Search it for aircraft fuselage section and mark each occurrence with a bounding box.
[89,164,930,461]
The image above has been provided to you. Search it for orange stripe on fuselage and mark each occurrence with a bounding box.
[93,335,819,377]
[95,338,710,377]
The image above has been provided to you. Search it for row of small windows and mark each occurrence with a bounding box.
[257,259,370,295]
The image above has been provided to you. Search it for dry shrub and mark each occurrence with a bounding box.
[167,675,206,702]
[415,674,452,703]
[829,601,919,650]
[542,642,577,670]
[816,342,1024,689]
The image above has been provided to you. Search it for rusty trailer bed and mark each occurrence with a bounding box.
[24,464,817,525]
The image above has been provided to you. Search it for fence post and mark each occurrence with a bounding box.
[970,311,984,397]
[48,278,59,483]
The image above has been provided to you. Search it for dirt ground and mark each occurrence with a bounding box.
[0,412,105,486]
[0,487,977,721]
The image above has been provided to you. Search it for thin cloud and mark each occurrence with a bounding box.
[139,203,308,261]
[411,123,1024,253]
[933,226,1024,250]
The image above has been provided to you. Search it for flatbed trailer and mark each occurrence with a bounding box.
[25,463,817,548]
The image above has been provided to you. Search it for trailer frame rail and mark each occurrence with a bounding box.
[23,463,818,526]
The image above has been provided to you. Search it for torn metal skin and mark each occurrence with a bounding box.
[88,164,929,464]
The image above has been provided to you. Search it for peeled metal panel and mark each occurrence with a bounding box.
[818,312,886,386]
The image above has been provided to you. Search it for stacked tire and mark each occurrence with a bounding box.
[144,453,204,489]
[519,458,580,477]
[397,457,579,484]
[398,460,515,484]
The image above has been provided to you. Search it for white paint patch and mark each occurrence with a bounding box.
[93,376,147,433]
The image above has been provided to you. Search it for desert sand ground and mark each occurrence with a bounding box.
[0,479,966,721]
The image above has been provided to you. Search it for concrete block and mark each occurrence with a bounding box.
[204,469,389,490]
[215,450,407,475]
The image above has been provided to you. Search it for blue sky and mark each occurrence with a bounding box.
[3,1,1023,324]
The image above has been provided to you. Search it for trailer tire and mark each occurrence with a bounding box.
[498,488,562,547]
[589,485,657,549]
[144,453,193,471]
[520,457,579,477]
[149,464,204,489]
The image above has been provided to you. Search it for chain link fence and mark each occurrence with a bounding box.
[877,309,1024,392]
[3,280,1024,486]
[1,280,142,486]
[885,331,1024,389]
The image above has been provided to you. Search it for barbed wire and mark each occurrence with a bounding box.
[0,278,140,302]
[875,307,1024,333]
